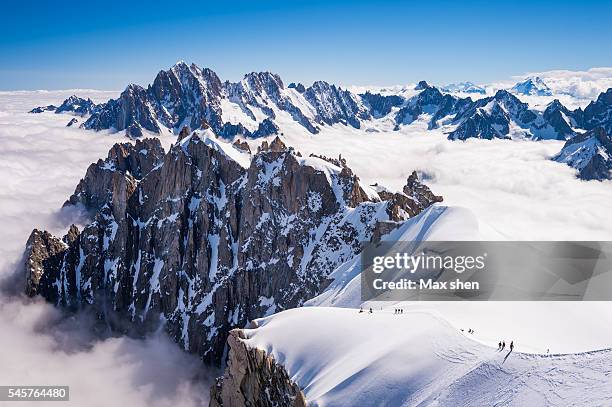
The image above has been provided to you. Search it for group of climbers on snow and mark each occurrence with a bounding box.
[497,340,514,352]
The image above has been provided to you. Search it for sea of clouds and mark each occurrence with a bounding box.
[281,118,612,241]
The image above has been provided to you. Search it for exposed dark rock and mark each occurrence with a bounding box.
[542,100,576,140]
[66,118,79,127]
[394,86,472,130]
[78,63,324,137]
[34,63,612,150]
[24,133,442,364]
[253,118,279,138]
[150,61,224,132]
[126,123,144,138]
[379,172,443,222]
[288,82,306,93]
[64,138,165,214]
[370,220,401,244]
[232,139,251,154]
[360,92,404,117]
[31,95,98,116]
[554,127,612,180]
[219,119,280,139]
[447,90,563,141]
[209,329,306,407]
[304,81,371,129]
[404,171,444,207]
[24,229,69,297]
[56,95,97,115]
[581,88,612,134]
[218,122,251,139]
[415,80,431,90]
[29,105,57,113]
[83,62,222,135]
[224,71,314,134]
[178,125,191,141]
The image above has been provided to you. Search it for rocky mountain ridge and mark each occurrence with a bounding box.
[554,127,612,180]
[30,62,611,143]
[23,132,443,363]
[28,62,612,179]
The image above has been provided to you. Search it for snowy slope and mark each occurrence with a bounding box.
[305,202,612,355]
[305,205,480,308]
[244,307,612,407]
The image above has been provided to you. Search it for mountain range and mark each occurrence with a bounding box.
[30,62,612,180]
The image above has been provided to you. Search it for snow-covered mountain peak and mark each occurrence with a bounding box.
[554,127,612,180]
[28,64,612,178]
[242,71,285,92]
[511,76,553,96]
[442,81,486,94]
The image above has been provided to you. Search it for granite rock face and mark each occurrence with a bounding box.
[360,91,404,118]
[209,329,306,407]
[304,81,371,129]
[542,99,577,140]
[23,133,442,363]
[53,62,374,137]
[580,88,612,134]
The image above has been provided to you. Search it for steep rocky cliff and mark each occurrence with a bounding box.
[554,127,612,180]
[23,132,442,363]
[209,329,306,407]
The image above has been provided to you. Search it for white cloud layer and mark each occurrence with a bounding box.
[522,67,612,100]
[279,119,612,241]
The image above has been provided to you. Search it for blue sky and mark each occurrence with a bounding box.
[2,0,612,90]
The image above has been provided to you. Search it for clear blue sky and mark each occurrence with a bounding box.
[2,0,612,90]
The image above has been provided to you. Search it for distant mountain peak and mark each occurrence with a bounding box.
[442,81,486,94]
[414,80,431,90]
[172,60,189,69]
[511,76,553,96]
